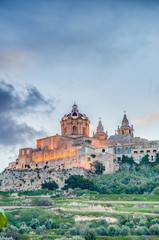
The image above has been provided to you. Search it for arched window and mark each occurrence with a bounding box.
[140,145,143,149]
[73,126,77,134]
[125,147,129,154]
[117,148,121,154]
[83,127,86,135]
[122,129,125,134]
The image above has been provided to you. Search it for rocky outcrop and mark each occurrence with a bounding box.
[0,167,89,191]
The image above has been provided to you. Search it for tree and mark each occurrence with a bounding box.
[107,225,121,236]
[149,224,159,235]
[93,161,105,175]
[30,218,40,229]
[84,228,96,240]
[63,175,96,191]
[121,226,130,236]
[41,181,59,190]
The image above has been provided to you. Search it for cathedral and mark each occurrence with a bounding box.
[9,103,159,173]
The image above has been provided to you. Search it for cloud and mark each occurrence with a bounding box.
[0,80,55,146]
[133,112,159,126]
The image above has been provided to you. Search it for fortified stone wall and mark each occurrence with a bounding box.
[0,168,89,191]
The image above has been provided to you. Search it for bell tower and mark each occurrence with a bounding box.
[93,118,108,140]
[60,103,90,137]
[118,112,134,137]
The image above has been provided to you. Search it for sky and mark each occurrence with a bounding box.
[0,0,159,171]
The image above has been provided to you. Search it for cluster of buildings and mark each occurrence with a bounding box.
[9,104,158,173]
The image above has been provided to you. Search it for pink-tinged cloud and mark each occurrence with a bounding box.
[132,112,159,126]
[0,51,30,68]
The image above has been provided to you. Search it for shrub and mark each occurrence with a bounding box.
[70,228,78,236]
[125,221,134,228]
[153,187,159,195]
[139,220,148,227]
[0,238,14,240]
[95,226,107,236]
[18,226,31,234]
[151,218,159,225]
[71,223,89,236]
[84,228,96,240]
[107,225,121,236]
[41,181,59,190]
[63,175,96,191]
[142,227,149,235]
[93,161,105,175]
[149,224,159,235]
[134,226,145,235]
[45,219,53,229]
[97,219,108,228]
[36,225,46,235]
[30,218,40,229]
[32,198,52,206]
[121,226,131,236]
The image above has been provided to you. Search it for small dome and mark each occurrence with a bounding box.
[61,103,89,121]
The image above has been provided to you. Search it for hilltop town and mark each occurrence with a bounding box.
[8,103,158,173]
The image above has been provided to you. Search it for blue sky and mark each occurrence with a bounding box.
[0,0,159,171]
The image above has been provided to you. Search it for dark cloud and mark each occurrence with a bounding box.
[0,80,54,146]
[0,80,54,113]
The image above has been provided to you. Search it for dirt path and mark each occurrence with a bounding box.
[82,200,159,205]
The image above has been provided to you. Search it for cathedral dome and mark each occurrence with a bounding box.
[61,103,89,121]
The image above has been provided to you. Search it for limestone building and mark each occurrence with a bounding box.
[8,104,159,172]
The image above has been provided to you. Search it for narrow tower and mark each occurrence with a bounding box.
[117,112,134,137]
[93,118,108,140]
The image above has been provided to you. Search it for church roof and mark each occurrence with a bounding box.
[109,133,128,140]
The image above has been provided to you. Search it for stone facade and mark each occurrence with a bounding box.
[8,104,159,173]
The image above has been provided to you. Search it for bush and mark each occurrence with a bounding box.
[84,228,96,240]
[149,224,159,235]
[95,226,107,236]
[36,225,46,235]
[32,198,52,206]
[0,238,14,240]
[151,218,159,225]
[125,221,134,228]
[121,226,130,236]
[97,219,108,228]
[142,226,149,235]
[70,223,89,236]
[134,226,145,236]
[30,218,40,229]
[41,181,59,190]
[93,161,105,175]
[139,220,148,227]
[18,226,31,234]
[44,219,59,229]
[153,187,159,195]
[107,225,121,236]
[63,175,96,191]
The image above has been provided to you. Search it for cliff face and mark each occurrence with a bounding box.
[0,167,89,191]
